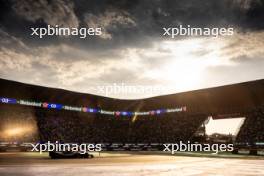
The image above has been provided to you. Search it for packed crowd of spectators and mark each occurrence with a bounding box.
[1,104,263,145]
[1,104,206,143]
[236,106,264,144]
[36,109,206,143]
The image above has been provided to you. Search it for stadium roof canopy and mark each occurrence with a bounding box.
[0,78,264,117]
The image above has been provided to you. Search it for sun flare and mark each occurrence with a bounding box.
[144,38,231,92]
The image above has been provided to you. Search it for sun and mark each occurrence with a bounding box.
[144,38,228,92]
[161,39,205,91]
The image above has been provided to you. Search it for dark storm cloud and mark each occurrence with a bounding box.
[13,0,78,28]
[0,0,264,50]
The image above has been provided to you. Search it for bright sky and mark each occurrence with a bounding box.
[1,1,264,99]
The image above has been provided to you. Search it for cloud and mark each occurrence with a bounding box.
[0,0,262,51]
[0,29,29,52]
[12,0,79,28]
[84,10,136,39]
[220,31,264,61]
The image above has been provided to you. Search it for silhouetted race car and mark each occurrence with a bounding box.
[49,151,94,159]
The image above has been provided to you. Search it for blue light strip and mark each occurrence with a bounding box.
[0,97,187,116]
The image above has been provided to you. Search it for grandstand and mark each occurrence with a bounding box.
[0,78,263,153]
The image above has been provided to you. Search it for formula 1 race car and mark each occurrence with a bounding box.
[49,151,94,159]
